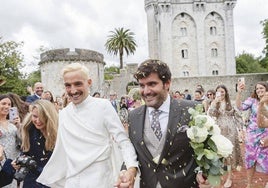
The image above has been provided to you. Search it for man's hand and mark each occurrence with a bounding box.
[114,167,137,188]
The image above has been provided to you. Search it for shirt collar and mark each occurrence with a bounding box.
[148,95,170,114]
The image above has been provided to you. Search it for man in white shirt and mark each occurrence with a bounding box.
[37,63,138,188]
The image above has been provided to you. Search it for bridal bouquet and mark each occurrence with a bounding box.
[186,105,233,186]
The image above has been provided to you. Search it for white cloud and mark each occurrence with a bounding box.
[0,0,267,72]
[234,0,268,57]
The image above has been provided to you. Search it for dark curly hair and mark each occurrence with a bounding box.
[134,59,171,84]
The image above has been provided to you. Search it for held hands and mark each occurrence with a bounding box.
[114,167,137,188]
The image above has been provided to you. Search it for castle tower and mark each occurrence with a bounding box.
[145,0,237,77]
[39,48,105,97]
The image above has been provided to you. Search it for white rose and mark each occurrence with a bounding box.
[210,135,233,158]
[187,126,208,143]
[209,124,221,135]
[194,115,215,130]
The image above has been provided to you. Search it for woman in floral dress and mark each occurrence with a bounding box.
[208,84,243,188]
[0,94,20,188]
[236,81,268,188]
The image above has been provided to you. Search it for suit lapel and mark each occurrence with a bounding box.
[160,99,182,161]
[132,106,154,162]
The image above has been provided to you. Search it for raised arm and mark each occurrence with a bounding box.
[235,81,245,109]
[257,92,268,128]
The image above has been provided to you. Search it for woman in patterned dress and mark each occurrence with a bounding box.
[236,81,268,188]
[208,85,243,188]
[0,94,20,188]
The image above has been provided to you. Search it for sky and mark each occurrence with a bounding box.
[0,0,267,73]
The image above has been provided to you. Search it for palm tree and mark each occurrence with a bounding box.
[105,27,137,69]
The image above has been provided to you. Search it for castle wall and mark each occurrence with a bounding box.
[109,63,268,101]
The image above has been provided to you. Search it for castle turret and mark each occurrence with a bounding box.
[145,0,237,77]
[39,48,105,97]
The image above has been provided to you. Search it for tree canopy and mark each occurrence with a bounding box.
[236,52,266,73]
[0,37,28,95]
[105,27,137,69]
[236,19,268,73]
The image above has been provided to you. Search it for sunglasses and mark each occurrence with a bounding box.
[207,93,213,96]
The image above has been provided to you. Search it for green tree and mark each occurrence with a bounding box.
[260,19,268,70]
[26,70,41,86]
[105,28,137,69]
[261,19,268,57]
[236,52,266,73]
[0,37,28,95]
[104,66,120,80]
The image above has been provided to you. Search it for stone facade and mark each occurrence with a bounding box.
[145,0,237,77]
[109,63,268,101]
[39,48,105,97]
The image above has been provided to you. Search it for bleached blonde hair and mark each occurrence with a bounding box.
[61,63,89,80]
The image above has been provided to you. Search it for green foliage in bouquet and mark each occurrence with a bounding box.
[187,104,233,186]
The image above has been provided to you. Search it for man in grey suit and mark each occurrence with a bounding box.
[128,59,211,188]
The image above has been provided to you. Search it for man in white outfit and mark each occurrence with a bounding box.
[37,63,138,188]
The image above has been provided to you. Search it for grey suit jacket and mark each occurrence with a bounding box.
[128,98,198,188]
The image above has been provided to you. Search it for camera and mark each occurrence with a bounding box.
[14,155,37,182]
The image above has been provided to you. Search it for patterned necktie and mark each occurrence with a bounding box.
[151,110,162,140]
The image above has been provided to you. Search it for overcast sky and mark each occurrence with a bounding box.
[0,0,267,73]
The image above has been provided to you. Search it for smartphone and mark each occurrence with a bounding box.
[216,92,221,97]
[9,107,18,121]
[238,77,245,84]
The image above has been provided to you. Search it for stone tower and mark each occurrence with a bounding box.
[145,0,237,77]
[39,48,105,97]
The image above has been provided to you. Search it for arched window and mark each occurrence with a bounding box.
[212,70,218,75]
[180,27,187,36]
[183,71,189,77]
[211,48,218,57]
[210,26,217,35]
[181,49,188,59]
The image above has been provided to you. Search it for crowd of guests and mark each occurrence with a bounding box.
[0,61,267,188]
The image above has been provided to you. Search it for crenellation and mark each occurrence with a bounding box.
[40,48,104,64]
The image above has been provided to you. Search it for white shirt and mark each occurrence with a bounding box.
[148,95,170,136]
